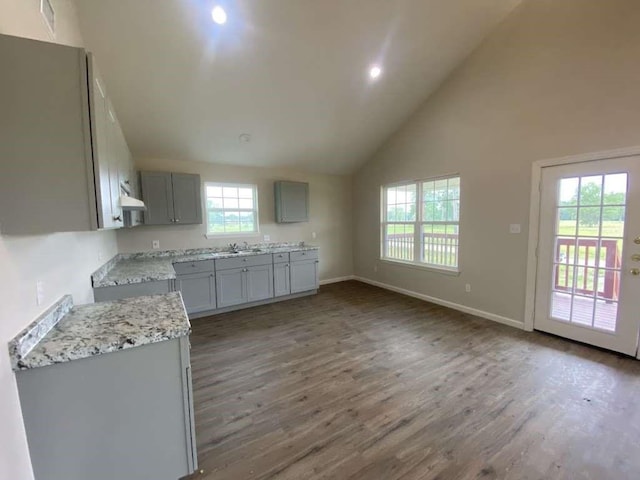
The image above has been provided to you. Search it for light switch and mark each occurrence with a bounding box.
[510,224,521,234]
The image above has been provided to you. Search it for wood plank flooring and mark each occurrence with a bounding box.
[189,281,640,480]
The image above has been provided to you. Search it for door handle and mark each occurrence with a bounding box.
[631,254,640,262]
[630,268,640,276]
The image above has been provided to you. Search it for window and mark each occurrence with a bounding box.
[205,183,258,236]
[381,175,460,271]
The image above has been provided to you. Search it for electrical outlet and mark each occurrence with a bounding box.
[36,281,45,306]
[374,265,378,273]
[312,232,317,239]
[263,235,271,242]
[152,240,160,249]
[509,224,522,234]
[98,251,103,261]
[465,283,471,293]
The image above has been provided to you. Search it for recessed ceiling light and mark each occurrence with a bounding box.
[369,65,382,80]
[211,5,227,25]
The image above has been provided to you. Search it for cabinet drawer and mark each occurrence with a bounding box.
[290,250,318,262]
[215,253,272,271]
[173,260,215,275]
[272,252,290,264]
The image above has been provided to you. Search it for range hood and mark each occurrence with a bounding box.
[119,194,146,211]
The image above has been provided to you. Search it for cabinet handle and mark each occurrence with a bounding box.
[113,215,122,222]
[315,260,319,263]
[243,258,247,262]
[285,263,289,267]
[175,218,180,223]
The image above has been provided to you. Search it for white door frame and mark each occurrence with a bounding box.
[524,146,640,340]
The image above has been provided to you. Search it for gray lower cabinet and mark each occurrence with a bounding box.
[290,259,319,293]
[274,262,291,297]
[16,337,197,480]
[216,267,246,308]
[175,272,216,314]
[216,257,274,308]
[246,264,275,302]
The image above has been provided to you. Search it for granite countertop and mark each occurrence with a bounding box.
[92,243,319,288]
[9,292,190,371]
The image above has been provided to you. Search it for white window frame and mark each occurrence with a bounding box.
[204,182,260,238]
[380,174,461,274]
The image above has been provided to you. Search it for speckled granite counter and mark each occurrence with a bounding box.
[9,292,190,371]
[92,243,319,288]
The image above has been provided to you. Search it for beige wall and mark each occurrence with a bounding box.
[117,158,354,281]
[353,0,640,324]
[0,2,118,479]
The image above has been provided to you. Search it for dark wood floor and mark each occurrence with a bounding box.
[189,281,640,480]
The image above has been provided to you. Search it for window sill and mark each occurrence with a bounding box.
[205,232,261,240]
[380,258,461,276]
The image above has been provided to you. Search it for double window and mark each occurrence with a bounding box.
[381,175,460,271]
[205,183,259,236]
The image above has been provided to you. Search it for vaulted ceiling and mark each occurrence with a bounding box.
[76,0,521,174]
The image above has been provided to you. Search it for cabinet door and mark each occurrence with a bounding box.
[215,268,246,308]
[88,57,117,229]
[175,272,216,314]
[273,263,291,297]
[106,101,124,227]
[290,260,319,293]
[246,264,274,303]
[171,173,202,225]
[141,172,175,225]
[275,181,309,223]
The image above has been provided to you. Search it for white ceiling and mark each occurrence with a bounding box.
[76,0,521,175]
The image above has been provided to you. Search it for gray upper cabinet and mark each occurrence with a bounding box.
[274,181,309,223]
[140,172,174,225]
[172,174,203,225]
[141,172,202,225]
[0,34,132,234]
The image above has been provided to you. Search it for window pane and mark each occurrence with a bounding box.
[385,224,414,261]
[603,174,627,205]
[223,197,239,209]
[447,177,460,200]
[207,186,223,197]
[423,224,457,268]
[559,178,579,206]
[238,187,254,199]
[578,176,602,206]
[206,183,259,235]
[239,198,253,209]
[557,207,577,236]
[223,187,238,198]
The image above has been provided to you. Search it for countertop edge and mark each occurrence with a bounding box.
[8,295,74,371]
[93,245,319,288]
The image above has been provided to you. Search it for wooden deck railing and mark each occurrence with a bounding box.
[386,232,458,267]
[555,238,621,300]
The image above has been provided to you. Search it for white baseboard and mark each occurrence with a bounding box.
[353,276,524,330]
[320,275,356,286]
